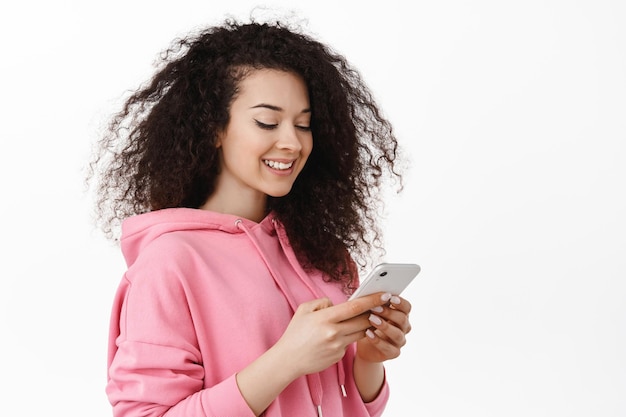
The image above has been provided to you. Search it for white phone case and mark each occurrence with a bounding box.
[349,263,421,300]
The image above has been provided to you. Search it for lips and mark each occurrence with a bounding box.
[263,160,294,170]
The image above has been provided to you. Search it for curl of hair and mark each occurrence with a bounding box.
[89,18,403,283]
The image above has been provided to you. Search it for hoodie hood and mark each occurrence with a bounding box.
[120,208,273,267]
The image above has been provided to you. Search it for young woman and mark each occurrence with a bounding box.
[91,18,411,417]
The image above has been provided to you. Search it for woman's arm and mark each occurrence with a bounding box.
[353,295,412,402]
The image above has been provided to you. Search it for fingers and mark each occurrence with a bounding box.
[387,295,412,315]
[362,328,402,360]
[366,295,412,349]
[327,292,390,322]
[373,297,412,334]
[367,312,408,347]
[297,295,412,346]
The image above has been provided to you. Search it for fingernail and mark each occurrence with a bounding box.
[390,296,401,305]
[371,306,384,313]
[366,329,376,339]
[369,314,383,325]
[381,293,392,302]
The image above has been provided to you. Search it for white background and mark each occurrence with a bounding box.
[1,1,624,416]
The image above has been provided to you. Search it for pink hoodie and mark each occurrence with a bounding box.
[106,208,389,417]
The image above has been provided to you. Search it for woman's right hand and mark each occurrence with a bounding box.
[236,293,388,415]
[274,293,388,377]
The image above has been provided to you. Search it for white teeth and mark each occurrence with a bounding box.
[264,160,294,170]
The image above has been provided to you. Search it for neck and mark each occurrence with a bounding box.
[200,194,267,223]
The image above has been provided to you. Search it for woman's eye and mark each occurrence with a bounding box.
[254,120,278,130]
[296,125,311,132]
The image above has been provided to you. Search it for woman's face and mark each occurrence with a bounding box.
[203,69,313,217]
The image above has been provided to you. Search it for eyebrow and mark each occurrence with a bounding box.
[250,103,311,113]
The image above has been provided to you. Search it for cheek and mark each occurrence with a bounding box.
[303,138,314,159]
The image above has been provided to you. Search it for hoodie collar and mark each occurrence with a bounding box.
[120,208,275,266]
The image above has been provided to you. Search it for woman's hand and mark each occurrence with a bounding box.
[273,293,388,378]
[356,294,412,363]
[236,293,397,414]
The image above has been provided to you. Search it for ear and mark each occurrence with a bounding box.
[215,128,226,149]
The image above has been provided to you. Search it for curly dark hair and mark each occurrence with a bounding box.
[89,18,403,282]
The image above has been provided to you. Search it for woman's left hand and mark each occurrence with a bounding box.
[356,294,412,363]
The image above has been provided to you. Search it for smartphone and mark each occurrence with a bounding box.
[349,263,421,300]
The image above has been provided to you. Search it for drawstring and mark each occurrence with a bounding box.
[273,218,326,300]
[309,374,324,417]
[236,219,325,415]
[235,219,299,308]
[274,219,348,400]
[338,360,347,397]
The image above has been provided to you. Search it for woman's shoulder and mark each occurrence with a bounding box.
[132,227,233,266]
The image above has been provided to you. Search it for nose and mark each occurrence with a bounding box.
[276,125,303,152]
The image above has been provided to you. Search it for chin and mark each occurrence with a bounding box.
[265,186,294,198]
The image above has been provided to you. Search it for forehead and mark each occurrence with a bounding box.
[233,69,309,106]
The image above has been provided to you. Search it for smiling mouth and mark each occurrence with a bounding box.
[263,160,294,170]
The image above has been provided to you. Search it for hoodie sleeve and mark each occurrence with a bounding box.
[363,373,390,417]
[106,272,255,417]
